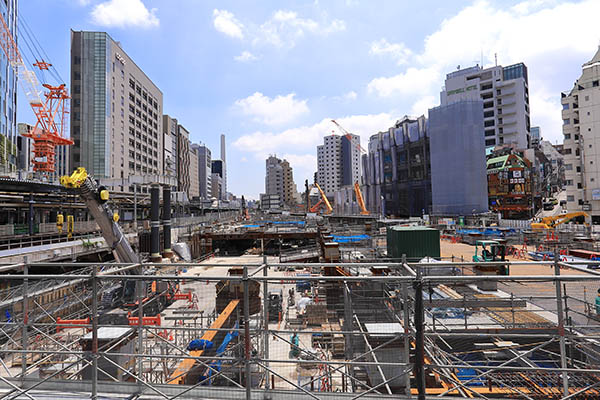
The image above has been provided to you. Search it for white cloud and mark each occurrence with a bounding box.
[77,0,92,5]
[91,0,158,28]
[410,95,438,116]
[368,67,439,98]
[234,92,309,126]
[213,9,244,39]
[370,38,413,65]
[255,10,345,48]
[234,51,258,62]
[233,112,395,162]
[367,0,600,143]
[344,91,357,101]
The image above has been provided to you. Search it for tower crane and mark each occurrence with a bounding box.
[0,13,72,173]
[331,119,366,153]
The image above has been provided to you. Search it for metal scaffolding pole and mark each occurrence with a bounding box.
[91,265,98,399]
[20,262,28,385]
[555,253,569,397]
[413,263,425,400]
[262,252,269,389]
[243,266,251,399]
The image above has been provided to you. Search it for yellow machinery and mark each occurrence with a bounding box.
[56,214,64,234]
[314,183,333,214]
[354,182,368,215]
[531,211,590,231]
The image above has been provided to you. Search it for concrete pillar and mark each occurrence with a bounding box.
[150,184,161,262]
[162,186,172,258]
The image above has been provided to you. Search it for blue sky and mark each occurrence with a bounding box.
[18,0,600,199]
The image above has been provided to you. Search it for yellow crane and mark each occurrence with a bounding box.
[314,182,333,214]
[531,211,590,231]
[354,182,369,215]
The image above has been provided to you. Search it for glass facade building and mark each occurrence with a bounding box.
[0,0,17,172]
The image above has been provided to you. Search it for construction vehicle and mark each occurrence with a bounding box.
[331,119,366,153]
[531,211,590,231]
[354,182,369,215]
[473,240,508,276]
[61,167,175,312]
[314,182,333,214]
[0,11,73,173]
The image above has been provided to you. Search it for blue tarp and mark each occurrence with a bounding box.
[331,234,370,243]
[188,339,213,351]
[242,224,260,228]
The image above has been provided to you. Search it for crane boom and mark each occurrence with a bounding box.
[314,182,333,214]
[331,119,366,153]
[0,11,72,173]
[61,168,139,264]
[531,211,589,231]
[354,182,368,215]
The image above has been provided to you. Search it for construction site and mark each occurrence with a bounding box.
[0,163,597,400]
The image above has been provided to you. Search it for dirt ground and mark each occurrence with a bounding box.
[439,239,587,276]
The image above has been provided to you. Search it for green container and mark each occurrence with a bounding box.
[387,226,440,260]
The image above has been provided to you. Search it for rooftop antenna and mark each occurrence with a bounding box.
[495,53,498,66]
[480,49,483,67]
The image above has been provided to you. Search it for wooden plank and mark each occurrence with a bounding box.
[167,299,239,385]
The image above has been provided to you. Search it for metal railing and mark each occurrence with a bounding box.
[0,258,596,399]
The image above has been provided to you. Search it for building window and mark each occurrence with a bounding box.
[567,195,574,202]
[566,180,573,186]
[565,164,572,171]
[562,103,569,110]
[563,119,570,125]
[564,133,571,139]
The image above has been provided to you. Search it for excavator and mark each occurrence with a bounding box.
[61,167,175,315]
[531,211,590,231]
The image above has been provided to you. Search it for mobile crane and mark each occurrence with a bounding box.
[314,182,333,214]
[354,181,369,215]
[61,167,175,313]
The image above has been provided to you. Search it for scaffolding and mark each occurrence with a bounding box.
[0,257,596,399]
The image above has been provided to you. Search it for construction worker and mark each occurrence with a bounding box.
[596,289,600,315]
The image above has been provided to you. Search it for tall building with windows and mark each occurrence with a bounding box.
[176,123,191,196]
[70,31,163,188]
[317,134,360,196]
[441,62,530,149]
[189,146,199,199]
[0,0,17,173]
[562,47,600,222]
[265,155,296,207]
[191,143,212,199]
[162,115,178,186]
[211,159,224,200]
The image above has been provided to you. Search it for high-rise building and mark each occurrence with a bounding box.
[176,123,191,195]
[211,159,223,200]
[162,115,178,186]
[317,133,360,196]
[70,31,163,187]
[264,155,296,207]
[189,146,199,199]
[220,134,227,197]
[441,62,531,149]
[191,143,212,199]
[429,101,488,215]
[562,47,600,221]
[0,1,17,173]
[362,116,430,217]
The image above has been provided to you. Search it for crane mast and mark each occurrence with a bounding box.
[0,12,73,173]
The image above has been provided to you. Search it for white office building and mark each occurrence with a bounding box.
[441,63,531,149]
[317,134,360,196]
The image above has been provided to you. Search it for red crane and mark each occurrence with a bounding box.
[0,13,72,173]
[331,119,366,153]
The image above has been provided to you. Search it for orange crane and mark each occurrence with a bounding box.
[331,119,366,153]
[0,13,72,173]
[314,182,333,214]
[354,181,369,215]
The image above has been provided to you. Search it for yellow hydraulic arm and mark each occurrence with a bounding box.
[354,182,368,215]
[531,211,590,230]
[314,183,333,214]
